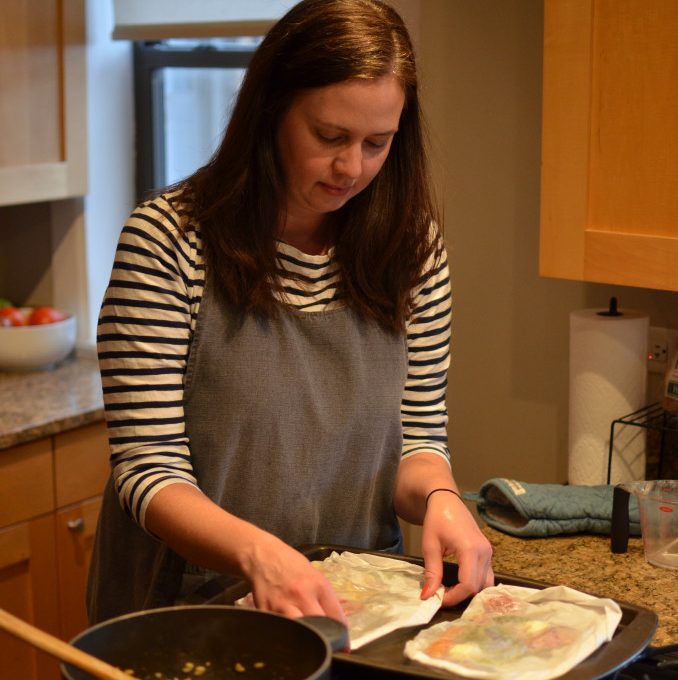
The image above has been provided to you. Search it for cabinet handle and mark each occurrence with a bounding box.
[67,518,84,532]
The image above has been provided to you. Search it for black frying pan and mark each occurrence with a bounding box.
[61,606,348,680]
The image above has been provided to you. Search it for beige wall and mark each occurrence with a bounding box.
[417,0,678,495]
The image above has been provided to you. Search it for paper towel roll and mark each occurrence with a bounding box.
[569,306,649,485]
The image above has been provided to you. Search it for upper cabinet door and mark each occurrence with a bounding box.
[0,0,86,206]
[540,0,678,291]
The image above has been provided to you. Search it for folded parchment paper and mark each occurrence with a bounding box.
[310,551,444,649]
[236,550,443,650]
[404,583,622,679]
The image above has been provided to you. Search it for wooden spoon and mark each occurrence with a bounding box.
[0,608,132,679]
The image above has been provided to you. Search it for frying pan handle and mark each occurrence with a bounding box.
[611,485,631,553]
[300,616,350,652]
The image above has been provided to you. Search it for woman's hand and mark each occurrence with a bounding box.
[420,489,494,607]
[393,452,494,608]
[242,534,348,625]
[145,483,347,626]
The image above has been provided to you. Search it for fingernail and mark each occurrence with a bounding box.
[420,584,430,599]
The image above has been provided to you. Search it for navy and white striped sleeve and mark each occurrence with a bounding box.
[97,196,204,528]
[401,243,452,465]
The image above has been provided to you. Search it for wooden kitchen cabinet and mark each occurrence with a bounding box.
[0,0,87,206]
[53,423,110,642]
[539,0,678,291]
[0,438,54,528]
[0,516,61,680]
[55,497,102,642]
[0,422,109,678]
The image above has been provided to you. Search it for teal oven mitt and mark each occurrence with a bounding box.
[465,478,641,537]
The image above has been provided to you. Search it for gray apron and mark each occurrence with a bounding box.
[87,277,408,623]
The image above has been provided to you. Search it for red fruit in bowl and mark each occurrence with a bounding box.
[0,306,27,327]
[27,306,67,325]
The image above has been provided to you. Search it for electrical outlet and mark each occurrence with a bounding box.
[648,327,678,374]
[668,329,678,367]
[648,326,669,373]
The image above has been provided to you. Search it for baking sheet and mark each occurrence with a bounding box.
[209,545,658,679]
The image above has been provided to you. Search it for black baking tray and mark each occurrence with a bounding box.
[206,544,659,679]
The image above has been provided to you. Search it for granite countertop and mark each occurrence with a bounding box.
[483,526,677,646]
[0,355,104,450]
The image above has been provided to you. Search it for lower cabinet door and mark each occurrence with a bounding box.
[55,497,102,642]
[0,515,61,680]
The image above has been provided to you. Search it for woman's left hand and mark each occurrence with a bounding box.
[419,489,494,607]
[394,452,494,607]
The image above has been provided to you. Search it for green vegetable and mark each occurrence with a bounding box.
[0,297,13,309]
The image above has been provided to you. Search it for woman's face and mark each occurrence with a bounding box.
[276,74,405,236]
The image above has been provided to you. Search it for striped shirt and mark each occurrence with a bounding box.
[97,192,452,527]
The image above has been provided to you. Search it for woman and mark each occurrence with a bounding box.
[88,0,493,626]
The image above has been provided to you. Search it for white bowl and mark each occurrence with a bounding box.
[0,313,77,371]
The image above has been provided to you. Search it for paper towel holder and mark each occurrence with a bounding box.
[597,296,623,317]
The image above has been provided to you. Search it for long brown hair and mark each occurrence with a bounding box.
[180,0,441,332]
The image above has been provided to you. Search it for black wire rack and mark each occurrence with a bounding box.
[607,402,678,483]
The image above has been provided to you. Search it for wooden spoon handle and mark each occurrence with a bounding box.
[0,608,132,679]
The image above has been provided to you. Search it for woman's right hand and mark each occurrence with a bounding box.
[241,534,348,625]
[145,484,346,626]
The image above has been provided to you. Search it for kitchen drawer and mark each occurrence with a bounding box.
[0,438,54,527]
[54,421,110,507]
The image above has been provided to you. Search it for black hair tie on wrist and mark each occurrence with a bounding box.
[425,487,462,507]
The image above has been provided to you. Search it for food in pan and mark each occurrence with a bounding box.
[118,658,270,678]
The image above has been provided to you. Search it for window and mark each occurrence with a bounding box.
[133,37,260,200]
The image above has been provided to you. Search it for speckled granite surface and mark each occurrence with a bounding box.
[0,355,104,450]
[483,526,677,646]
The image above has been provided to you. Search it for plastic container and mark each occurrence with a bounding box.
[612,480,678,570]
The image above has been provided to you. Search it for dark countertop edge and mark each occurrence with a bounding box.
[0,407,105,451]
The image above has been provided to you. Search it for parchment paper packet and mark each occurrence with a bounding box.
[404,583,622,679]
[236,550,443,650]
[311,551,444,649]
